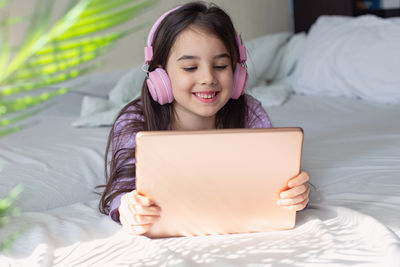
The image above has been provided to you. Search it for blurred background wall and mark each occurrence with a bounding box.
[5,0,292,73]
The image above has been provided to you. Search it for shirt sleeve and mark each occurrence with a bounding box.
[245,94,272,128]
[108,109,140,223]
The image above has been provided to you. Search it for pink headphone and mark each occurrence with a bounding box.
[144,6,248,105]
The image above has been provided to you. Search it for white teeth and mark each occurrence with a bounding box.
[195,92,216,99]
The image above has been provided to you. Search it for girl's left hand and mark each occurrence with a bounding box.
[277,171,310,211]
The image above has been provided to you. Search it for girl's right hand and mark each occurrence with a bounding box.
[118,190,161,235]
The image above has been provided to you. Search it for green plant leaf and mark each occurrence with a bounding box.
[0,124,21,137]
[10,24,144,79]
[7,48,108,82]
[0,87,69,116]
[0,108,42,127]
[0,19,11,75]
[0,0,158,253]
[0,184,24,216]
[1,64,98,96]
[27,43,108,67]
[23,0,53,46]
[0,0,158,138]
[1,0,153,90]
[0,0,13,9]
[0,184,24,252]
[0,15,28,27]
[1,228,22,252]
[36,31,125,57]
[57,0,156,41]
[0,122,38,137]
[81,0,141,17]
[1,0,93,82]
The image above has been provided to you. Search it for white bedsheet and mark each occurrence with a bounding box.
[1,202,399,266]
[266,94,400,237]
[0,93,109,212]
[1,90,399,266]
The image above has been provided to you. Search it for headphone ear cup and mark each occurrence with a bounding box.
[146,68,174,105]
[231,63,248,99]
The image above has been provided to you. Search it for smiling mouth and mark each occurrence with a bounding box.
[193,91,220,99]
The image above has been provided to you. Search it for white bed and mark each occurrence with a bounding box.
[1,15,400,267]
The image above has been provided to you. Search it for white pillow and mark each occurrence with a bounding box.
[245,32,291,89]
[292,15,400,104]
[108,66,146,105]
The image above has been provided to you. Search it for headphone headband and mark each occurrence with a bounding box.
[144,5,247,64]
[144,5,248,104]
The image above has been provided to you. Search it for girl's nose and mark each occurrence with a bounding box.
[199,66,217,85]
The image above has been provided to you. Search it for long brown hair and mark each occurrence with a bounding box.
[98,1,248,215]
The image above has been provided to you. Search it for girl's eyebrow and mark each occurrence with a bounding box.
[177,53,230,61]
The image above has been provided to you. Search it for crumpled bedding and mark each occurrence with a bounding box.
[1,201,399,267]
[1,86,399,266]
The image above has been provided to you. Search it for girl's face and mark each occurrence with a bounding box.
[166,26,234,129]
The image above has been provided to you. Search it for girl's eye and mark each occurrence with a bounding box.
[215,65,227,70]
[183,67,197,72]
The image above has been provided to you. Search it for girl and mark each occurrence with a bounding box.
[98,1,310,235]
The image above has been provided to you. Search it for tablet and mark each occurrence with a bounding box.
[135,127,303,238]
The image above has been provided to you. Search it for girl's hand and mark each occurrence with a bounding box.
[118,190,161,235]
[278,171,310,211]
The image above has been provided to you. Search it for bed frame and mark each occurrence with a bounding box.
[293,0,400,33]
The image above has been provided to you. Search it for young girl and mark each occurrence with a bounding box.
[99,2,310,235]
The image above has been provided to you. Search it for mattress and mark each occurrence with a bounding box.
[0,83,399,266]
